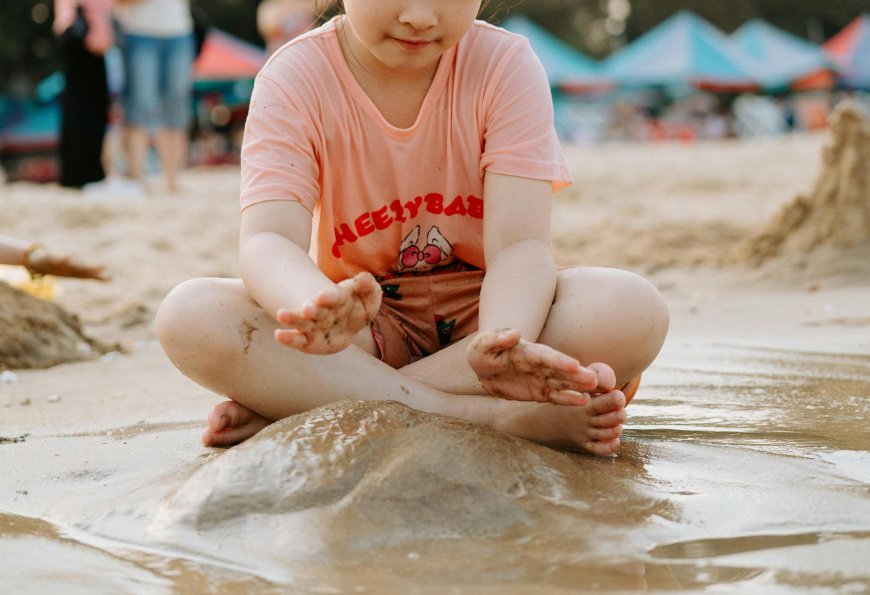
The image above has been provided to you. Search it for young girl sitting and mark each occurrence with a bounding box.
[156,0,669,456]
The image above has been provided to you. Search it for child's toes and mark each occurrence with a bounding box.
[590,390,627,414]
[584,437,621,457]
[591,408,627,428]
[587,362,616,392]
[588,424,623,441]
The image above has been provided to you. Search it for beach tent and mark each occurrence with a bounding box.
[824,14,870,90]
[732,19,836,91]
[500,15,610,92]
[0,98,60,182]
[0,100,59,153]
[193,28,268,84]
[603,11,759,91]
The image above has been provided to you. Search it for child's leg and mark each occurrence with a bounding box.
[156,277,628,455]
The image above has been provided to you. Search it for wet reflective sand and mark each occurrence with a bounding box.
[2,338,868,593]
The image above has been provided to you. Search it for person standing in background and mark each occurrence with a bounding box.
[53,0,115,188]
[114,0,194,194]
[257,0,333,55]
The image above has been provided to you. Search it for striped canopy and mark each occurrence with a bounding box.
[732,19,835,91]
[500,15,609,92]
[824,14,870,90]
[603,11,759,91]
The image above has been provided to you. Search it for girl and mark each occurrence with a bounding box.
[156,0,669,455]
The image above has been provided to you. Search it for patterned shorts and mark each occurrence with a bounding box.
[371,265,483,369]
[369,265,641,404]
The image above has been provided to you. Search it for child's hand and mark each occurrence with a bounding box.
[467,329,616,405]
[27,248,110,281]
[274,272,383,355]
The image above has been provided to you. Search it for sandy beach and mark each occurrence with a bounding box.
[1,106,869,592]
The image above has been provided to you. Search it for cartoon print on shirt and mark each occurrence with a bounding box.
[397,225,454,273]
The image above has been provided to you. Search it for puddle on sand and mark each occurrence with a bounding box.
[2,343,869,592]
[0,513,281,594]
[630,343,870,453]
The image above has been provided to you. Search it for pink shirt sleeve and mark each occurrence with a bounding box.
[479,39,572,192]
[240,72,322,213]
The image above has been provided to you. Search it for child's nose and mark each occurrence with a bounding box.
[398,2,438,30]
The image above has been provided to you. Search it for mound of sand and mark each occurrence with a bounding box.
[149,400,649,575]
[733,101,870,266]
[0,281,115,370]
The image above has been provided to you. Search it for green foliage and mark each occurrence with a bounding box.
[1,1,56,96]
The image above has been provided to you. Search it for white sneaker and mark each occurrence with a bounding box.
[83,177,146,201]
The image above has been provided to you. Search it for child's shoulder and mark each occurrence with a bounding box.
[455,20,540,84]
[465,19,531,53]
[257,18,339,84]
[458,20,536,70]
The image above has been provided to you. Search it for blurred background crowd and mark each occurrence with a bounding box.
[0,0,868,189]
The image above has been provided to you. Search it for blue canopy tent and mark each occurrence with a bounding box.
[603,11,760,92]
[500,15,610,93]
[825,13,870,90]
[500,15,612,142]
[732,19,836,92]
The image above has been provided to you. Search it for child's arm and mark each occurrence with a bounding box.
[0,235,108,280]
[467,171,608,402]
[239,201,381,353]
[477,171,558,339]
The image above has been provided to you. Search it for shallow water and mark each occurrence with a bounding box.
[2,340,869,593]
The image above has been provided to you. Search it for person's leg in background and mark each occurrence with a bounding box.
[121,34,159,186]
[155,33,195,193]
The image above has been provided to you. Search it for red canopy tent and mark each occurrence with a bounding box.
[824,14,870,90]
[193,28,267,83]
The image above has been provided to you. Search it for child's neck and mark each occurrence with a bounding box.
[337,21,441,129]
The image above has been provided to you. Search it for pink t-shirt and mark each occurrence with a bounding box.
[241,18,572,283]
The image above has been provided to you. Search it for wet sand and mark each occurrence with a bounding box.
[1,127,869,591]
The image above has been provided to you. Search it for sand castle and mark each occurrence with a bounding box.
[735,101,870,266]
[0,281,112,370]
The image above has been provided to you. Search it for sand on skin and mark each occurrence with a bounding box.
[0,103,868,591]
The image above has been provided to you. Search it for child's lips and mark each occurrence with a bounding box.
[393,37,432,51]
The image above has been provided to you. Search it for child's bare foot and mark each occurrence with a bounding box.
[495,389,628,456]
[467,329,616,405]
[275,272,382,354]
[202,400,273,447]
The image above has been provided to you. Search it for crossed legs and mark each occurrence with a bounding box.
[156,267,669,455]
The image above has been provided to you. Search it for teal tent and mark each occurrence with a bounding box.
[603,11,759,91]
[732,19,835,91]
[501,15,609,92]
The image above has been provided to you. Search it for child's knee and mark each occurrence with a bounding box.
[552,267,669,376]
[156,278,218,358]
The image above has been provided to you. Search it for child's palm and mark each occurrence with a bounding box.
[275,272,382,354]
[468,329,613,405]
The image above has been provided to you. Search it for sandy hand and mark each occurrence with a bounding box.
[467,329,616,405]
[275,272,382,354]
